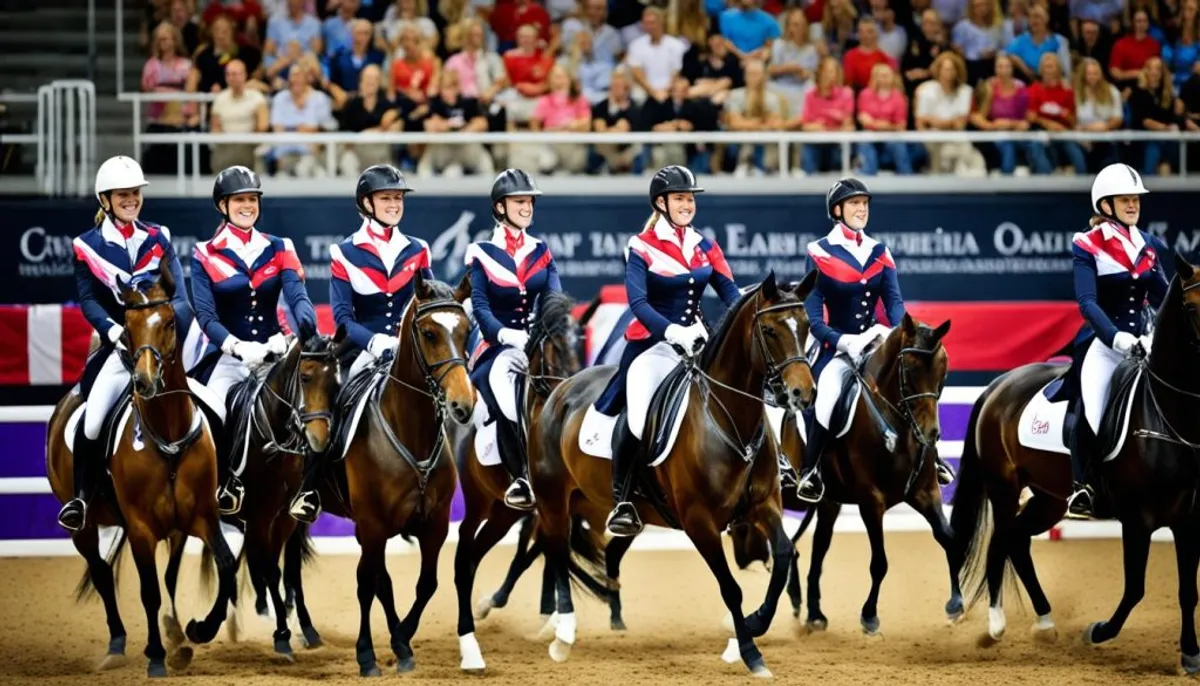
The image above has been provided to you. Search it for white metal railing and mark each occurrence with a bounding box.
[16,81,97,197]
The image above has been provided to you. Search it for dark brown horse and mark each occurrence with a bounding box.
[951,252,1200,672]
[46,263,237,677]
[315,273,474,676]
[528,272,816,675]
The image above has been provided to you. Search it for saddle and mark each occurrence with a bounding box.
[222,371,265,470]
[829,362,861,438]
[1097,357,1142,462]
[329,356,389,461]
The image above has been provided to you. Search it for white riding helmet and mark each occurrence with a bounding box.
[95,155,149,201]
[1090,162,1148,214]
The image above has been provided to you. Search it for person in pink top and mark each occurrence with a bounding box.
[142,21,195,127]
[855,62,912,174]
[791,56,855,174]
[442,19,507,105]
[524,64,592,173]
[967,53,1032,174]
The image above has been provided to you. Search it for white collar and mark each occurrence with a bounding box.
[651,216,704,256]
[825,223,878,266]
[100,216,145,245]
[1098,220,1145,261]
[490,223,540,266]
[353,218,411,251]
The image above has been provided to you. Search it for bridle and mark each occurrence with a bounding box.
[752,301,812,401]
[121,295,174,398]
[256,341,339,456]
[523,316,578,398]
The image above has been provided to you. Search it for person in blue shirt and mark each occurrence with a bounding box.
[191,165,318,516]
[57,155,194,532]
[1066,163,1168,518]
[719,0,781,60]
[595,165,741,537]
[795,177,954,503]
[467,169,562,511]
[288,164,433,523]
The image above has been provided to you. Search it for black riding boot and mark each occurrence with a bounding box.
[58,433,98,532]
[289,450,323,524]
[1067,413,1094,519]
[606,423,643,537]
[214,423,244,516]
[496,417,534,511]
[796,414,828,503]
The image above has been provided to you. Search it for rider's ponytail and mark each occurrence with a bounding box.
[642,212,658,233]
[94,207,106,226]
[1089,214,1107,227]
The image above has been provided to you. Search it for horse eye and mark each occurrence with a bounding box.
[422,329,437,341]
[763,327,778,338]
[300,373,313,383]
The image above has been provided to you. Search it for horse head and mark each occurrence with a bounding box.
[401,270,475,426]
[875,313,951,446]
[747,269,818,412]
[1172,251,1200,343]
[526,290,582,398]
[119,260,179,399]
[274,329,344,454]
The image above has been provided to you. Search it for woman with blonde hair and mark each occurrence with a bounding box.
[822,0,859,59]
[1129,56,1182,175]
[791,56,855,174]
[770,8,822,119]
[1073,57,1124,171]
[724,59,787,175]
[856,62,913,174]
[520,63,591,173]
[968,52,1031,175]
[142,21,194,128]
[952,0,1004,83]
[915,51,986,174]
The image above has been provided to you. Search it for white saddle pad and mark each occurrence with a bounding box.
[834,382,862,439]
[764,405,806,447]
[578,386,691,468]
[1016,383,1071,456]
[472,391,501,467]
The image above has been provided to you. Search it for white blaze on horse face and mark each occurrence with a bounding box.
[785,316,802,351]
[430,311,464,357]
[146,311,162,328]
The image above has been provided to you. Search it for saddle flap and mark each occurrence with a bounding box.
[830,367,861,439]
[331,361,388,460]
[1098,358,1143,462]
[644,364,691,464]
[1016,372,1072,456]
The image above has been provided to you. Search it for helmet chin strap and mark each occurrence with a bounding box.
[656,198,690,229]
[1099,198,1133,230]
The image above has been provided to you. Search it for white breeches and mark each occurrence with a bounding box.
[814,355,853,430]
[625,341,682,439]
[489,345,524,423]
[84,350,131,440]
[349,349,380,381]
[207,353,251,411]
[1081,338,1124,435]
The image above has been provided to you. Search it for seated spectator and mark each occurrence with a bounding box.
[1074,57,1124,171]
[327,19,386,107]
[646,74,713,169]
[1163,0,1199,93]
[1109,8,1162,94]
[952,0,1003,84]
[490,0,552,53]
[625,7,688,103]
[869,0,907,63]
[321,0,361,58]
[1122,0,1168,44]
[1004,4,1071,84]
[723,59,786,176]
[902,8,949,95]
[267,62,338,177]
[843,17,897,91]
[792,56,854,175]
[1025,52,1087,175]
[443,19,509,112]
[390,25,441,104]
[264,0,323,78]
[561,28,614,105]
[202,0,266,48]
[1001,0,1029,45]
[337,64,400,176]
[501,24,554,123]
[144,0,201,58]
[561,0,625,64]
[381,0,439,56]
[1129,56,1182,175]
[1070,0,1123,31]
[821,0,859,59]
[142,22,194,129]
[856,63,913,175]
[932,0,967,26]
[591,67,642,173]
[915,51,986,174]
[770,8,821,120]
[189,15,265,93]
[1182,61,1200,172]
[671,0,710,57]
[682,35,743,106]
[720,0,780,61]
[210,59,270,172]
[520,64,592,174]
[419,69,494,176]
[968,53,1032,175]
[1071,20,1114,82]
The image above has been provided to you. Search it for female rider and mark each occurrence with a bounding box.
[57,155,194,532]
[596,165,742,537]
[192,165,318,516]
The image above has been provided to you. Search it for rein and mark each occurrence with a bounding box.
[254,344,338,458]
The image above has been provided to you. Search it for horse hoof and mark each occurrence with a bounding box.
[610,618,627,632]
[96,652,128,672]
[490,592,510,609]
[1180,652,1200,676]
[301,626,323,649]
[162,615,185,651]
[804,618,828,633]
[976,632,1002,649]
[226,605,241,644]
[274,639,294,661]
[945,609,965,626]
[474,596,494,620]
[184,619,202,645]
[460,633,486,673]
[147,659,168,678]
[549,639,573,663]
[1031,615,1058,644]
[396,657,416,673]
[721,638,740,664]
[361,665,382,677]
[791,604,801,619]
[945,596,965,623]
[860,616,881,636]
[1081,622,1104,646]
[750,664,774,679]
[167,646,193,671]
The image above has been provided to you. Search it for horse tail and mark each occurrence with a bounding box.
[200,538,216,594]
[292,521,317,566]
[563,515,611,601]
[792,505,818,543]
[75,527,129,602]
[949,379,1000,610]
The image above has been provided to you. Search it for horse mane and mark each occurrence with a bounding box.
[1148,274,1183,368]
[301,333,332,355]
[420,279,458,304]
[700,285,761,369]
[536,290,577,339]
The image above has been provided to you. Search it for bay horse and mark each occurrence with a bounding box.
[160,331,343,661]
[951,251,1200,672]
[46,263,237,677]
[529,271,817,676]
[315,273,474,676]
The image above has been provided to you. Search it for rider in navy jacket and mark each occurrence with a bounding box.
[58,155,194,533]
[467,169,562,511]
[191,166,318,516]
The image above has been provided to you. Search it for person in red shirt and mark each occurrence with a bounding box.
[490,0,551,52]
[502,24,553,123]
[390,25,440,104]
[1026,53,1087,174]
[202,0,266,48]
[1109,9,1162,93]
[843,17,898,91]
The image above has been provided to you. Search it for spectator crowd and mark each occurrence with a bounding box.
[139,0,1200,178]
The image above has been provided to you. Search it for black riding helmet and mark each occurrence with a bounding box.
[649,165,704,213]
[213,165,263,218]
[825,177,871,222]
[490,168,542,223]
[356,164,413,224]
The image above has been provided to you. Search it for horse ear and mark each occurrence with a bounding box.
[454,271,472,303]
[159,258,176,298]
[901,312,916,336]
[793,269,817,300]
[413,268,431,300]
[761,270,779,301]
[933,318,951,341]
[1175,250,1196,281]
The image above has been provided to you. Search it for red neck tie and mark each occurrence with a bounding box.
[675,227,686,244]
[370,224,393,242]
[842,224,862,246]
[505,229,524,257]
[115,221,134,240]
[226,223,252,244]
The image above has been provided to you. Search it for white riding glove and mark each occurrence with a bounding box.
[664,323,693,351]
[1139,333,1154,354]
[1111,331,1139,356]
[686,322,709,353]
[497,327,530,350]
[107,323,127,352]
[266,332,291,357]
[233,340,270,368]
[367,333,399,358]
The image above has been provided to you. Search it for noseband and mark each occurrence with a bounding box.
[752,301,811,399]
[120,296,174,398]
[258,342,340,456]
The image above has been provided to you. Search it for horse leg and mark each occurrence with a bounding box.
[533,491,577,663]
[539,554,556,620]
[743,508,796,638]
[354,531,385,677]
[282,526,321,648]
[471,507,524,617]
[455,507,489,673]
[487,514,538,611]
[683,508,770,676]
[246,523,294,660]
[1083,518,1152,645]
[184,515,239,646]
[805,501,840,631]
[73,526,128,671]
[394,515,450,673]
[907,486,965,621]
[785,517,806,619]
[858,494,888,636]
[1009,493,1063,641]
[128,528,168,678]
[370,551,406,671]
[977,493,1019,647]
[1172,522,1200,674]
[606,535,635,631]
[158,532,195,671]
